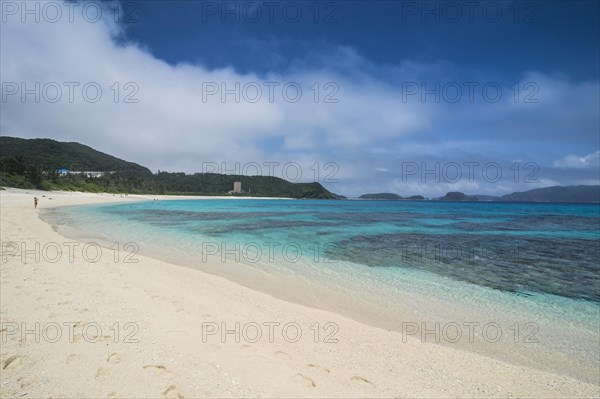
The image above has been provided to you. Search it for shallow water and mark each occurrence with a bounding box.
[42,199,600,384]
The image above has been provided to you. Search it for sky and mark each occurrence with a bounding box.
[1,0,599,197]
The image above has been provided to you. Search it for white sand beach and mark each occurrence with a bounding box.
[1,189,598,398]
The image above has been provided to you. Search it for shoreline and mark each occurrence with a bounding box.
[1,188,599,398]
[41,192,600,385]
[42,201,600,386]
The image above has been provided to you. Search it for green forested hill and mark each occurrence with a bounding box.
[439,192,479,201]
[0,136,341,199]
[358,193,402,200]
[0,136,152,178]
[152,172,339,198]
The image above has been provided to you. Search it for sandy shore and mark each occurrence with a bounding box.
[1,188,598,398]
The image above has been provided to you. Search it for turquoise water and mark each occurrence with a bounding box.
[43,198,600,382]
[50,199,600,301]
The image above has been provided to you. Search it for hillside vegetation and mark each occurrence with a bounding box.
[0,137,340,199]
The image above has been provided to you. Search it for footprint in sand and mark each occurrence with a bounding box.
[95,367,111,381]
[274,350,291,359]
[143,364,168,375]
[3,355,23,370]
[75,332,108,343]
[66,354,81,364]
[292,373,316,388]
[307,363,331,373]
[172,301,189,314]
[163,385,183,398]
[76,330,113,343]
[351,375,376,388]
[107,353,121,364]
[99,335,114,343]
[151,294,166,301]
[17,376,34,389]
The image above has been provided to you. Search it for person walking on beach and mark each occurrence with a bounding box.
[34,197,38,208]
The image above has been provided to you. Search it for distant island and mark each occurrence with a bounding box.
[439,185,600,202]
[436,187,599,203]
[358,187,599,203]
[438,192,479,201]
[358,193,425,200]
[359,193,401,200]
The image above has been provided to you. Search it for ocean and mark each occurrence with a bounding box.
[42,198,600,383]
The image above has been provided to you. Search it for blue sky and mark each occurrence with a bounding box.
[126,1,599,79]
[1,0,599,197]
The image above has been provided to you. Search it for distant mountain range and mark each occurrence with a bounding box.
[360,186,600,203]
[469,185,600,203]
[498,185,600,202]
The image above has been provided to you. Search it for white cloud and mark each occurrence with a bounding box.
[1,1,598,197]
[553,151,600,169]
[0,3,426,172]
[389,179,481,198]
